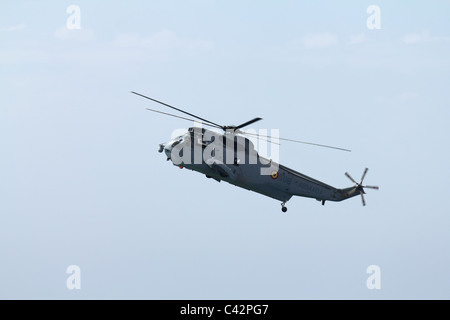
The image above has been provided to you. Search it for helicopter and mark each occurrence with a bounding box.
[132,91,378,212]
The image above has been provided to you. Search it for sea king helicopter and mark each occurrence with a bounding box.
[132,91,378,212]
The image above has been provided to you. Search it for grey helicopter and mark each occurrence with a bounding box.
[132,91,378,212]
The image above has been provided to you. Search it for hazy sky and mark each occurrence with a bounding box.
[2,0,450,299]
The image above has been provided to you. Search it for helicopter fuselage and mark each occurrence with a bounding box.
[159,127,360,207]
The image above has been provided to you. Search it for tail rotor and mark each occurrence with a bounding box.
[345,168,379,206]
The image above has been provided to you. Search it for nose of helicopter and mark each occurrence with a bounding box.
[158,142,173,160]
[164,144,172,160]
[158,139,181,161]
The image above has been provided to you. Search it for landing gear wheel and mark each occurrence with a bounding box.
[282,206,287,213]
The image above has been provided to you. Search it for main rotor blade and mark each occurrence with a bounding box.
[345,172,358,184]
[145,108,222,129]
[243,132,351,152]
[360,168,369,184]
[131,91,224,129]
[233,117,263,130]
[240,132,281,145]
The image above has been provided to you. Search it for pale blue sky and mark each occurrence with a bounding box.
[1,0,450,299]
